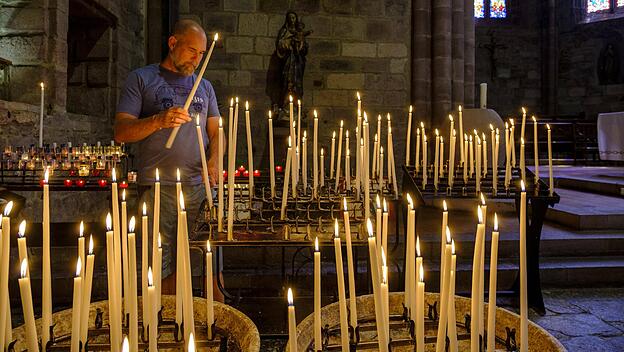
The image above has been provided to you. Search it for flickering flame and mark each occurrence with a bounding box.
[155,168,160,182]
[510,118,515,126]
[79,221,84,237]
[522,107,526,114]
[3,201,13,216]
[176,168,181,182]
[406,193,413,209]
[480,193,485,206]
[18,220,26,237]
[245,101,249,111]
[207,240,211,253]
[40,82,45,89]
[356,91,360,101]
[383,198,388,212]
[469,135,472,142]
[443,200,447,212]
[89,235,94,254]
[343,197,348,212]
[122,336,129,352]
[420,121,424,128]
[387,113,391,121]
[458,105,462,112]
[440,136,443,143]
[446,226,451,244]
[20,259,28,278]
[196,114,200,126]
[380,146,384,154]
[451,239,456,255]
[367,218,374,238]
[532,116,536,123]
[106,213,112,230]
[363,112,368,122]
[297,99,301,106]
[288,136,292,148]
[334,219,339,238]
[490,124,494,131]
[128,216,136,233]
[374,133,378,142]
[188,333,196,352]
[340,120,344,127]
[111,168,116,182]
[482,132,486,141]
[494,213,499,231]
[416,236,421,257]
[478,206,483,224]
[321,148,324,156]
[44,168,49,183]
[333,131,336,138]
[179,192,185,211]
[435,129,439,136]
[122,189,126,202]
[148,267,153,286]
[230,98,233,107]
[464,134,468,141]
[158,233,162,248]
[235,97,239,103]
[496,128,500,136]
[417,128,420,135]
[521,179,526,192]
[213,33,219,41]
[314,110,317,118]
[76,257,82,277]
[376,194,381,209]
[267,111,271,120]
[449,114,453,122]
[143,202,147,216]
[521,137,525,145]
[546,124,551,131]
[287,288,294,305]
[345,130,348,138]
[410,105,413,113]
[505,122,509,129]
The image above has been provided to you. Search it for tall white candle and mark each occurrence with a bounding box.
[39,82,45,147]
[127,217,139,351]
[490,125,496,175]
[471,207,485,352]
[520,138,526,184]
[547,124,553,195]
[449,129,456,188]
[112,169,123,332]
[18,259,38,352]
[218,118,225,231]
[435,227,452,352]
[147,268,157,352]
[320,148,325,188]
[469,135,474,178]
[289,96,295,149]
[381,250,389,342]
[330,131,336,179]
[196,115,214,209]
[206,241,214,339]
[463,134,468,184]
[105,214,121,349]
[415,128,421,172]
[533,116,540,184]
[521,107,527,142]
[510,119,516,168]
[70,259,82,352]
[121,191,129,321]
[281,138,293,220]
[476,137,481,194]
[297,99,302,171]
[179,192,196,345]
[379,146,385,191]
[405,195,415,317]
[244,102,254,200]
[416,264,425,352]
[303,131,308,193]
[449,114,454,167]
[375,195,382,263]
[520,181,528,352]
[439,136,445,179]
[415,235,422,325]
[382,199,389,258]
[78,221,85,280]
[505,123,511,189]
[367,219,388,352]
[287,288,298,352]
[440,200,448,295]
[406,105,413,165]
[227,99,238,240]
[153,168,161,298]
[342,198,358,329]
[494,129,500,193]
[314,238,322,351]
[458,106,464,165]
[141,203,150,338]
[333,220,350,351]
[483,132,488,176]
[335,120,344,191]
[423,135,428,188]
[487,214,500,352]
[268,112,276,198]
[81,236,95,346]
[447,240,458,352]
[42,170,52,348]
[388,126,398,198]
[155,234,162,316]
[313,110,319,198]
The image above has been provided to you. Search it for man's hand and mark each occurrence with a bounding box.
[156,107,192,129]
[207,158,218,187]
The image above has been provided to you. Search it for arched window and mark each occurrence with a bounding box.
[586,0,624,22]
[475,0,507,18]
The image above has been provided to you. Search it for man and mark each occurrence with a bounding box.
[114,19,221,298]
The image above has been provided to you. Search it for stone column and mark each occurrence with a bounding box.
[432,0,452,128]
[411,0,432,126]
[463,0,476,107]
[452,0,465,109]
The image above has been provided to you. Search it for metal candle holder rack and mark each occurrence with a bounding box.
[31,308,228,352]
[308,301,519,352]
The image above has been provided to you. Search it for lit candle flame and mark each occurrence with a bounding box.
[340,120,344,127]
[443,200,447,212]
[79,220,84,238]
[207,240,211,253]
[44,168,49,183]
[289,95,293,102]
[112,168,116,182]
[464,134,468,141]
[417,129,420,135]
[505,122,509,129]
[363,112,367,122]
[416,236,421,257]
[313,109,317,118]
[435,129,439,136]
[230,98,233,107]
[122,336,129,352]
[420,121,424,128]
[387,113,391,121]
[106,213,112,230]
[406,193,413,209]
[155,168,160,182]
[478,206,483,224]
[3,201,13,216]
[343,197,348,212]
[532,116,536,123]
[40,82,45,89]
[235,97,239,103]
[446,226,451,244]
[267,111,271,120]
[345,130,348,138]
[196,114,200,126]
[245,101,249,110]
[380,146,384,154]
[158,233,162,248]
[315,237,319,252]
[334,219,339,238]
[188,333,196,352]
[451,239,456,255]
[122,189,126,202]
[287,287,294,305]
[521,179,526,192]
[143,202,147,216]
[179,191,185,211]
[128,216,136,233]
[376,194,381,209]
[449,114,453,122]
[458,105,462,112]
[490,124,494,131]
[494,213,499,231]
[410,105,413,113]
[321,148,324,156]
[383,198,388,212]
[148,267,153,286]
[356,92,360,101]
[20,259,28,278]
[332,131,336,138]
[480,193,485,206]
[510,118,515,126]
[76,257,82,277]
[18,220,26,237]
[214,33,219,41]
[546,123,551,131]
[177,168,181,182]
[89,235,94,255]
[367,218,374,238]
[522,107,526,114]
[297,99,301,106]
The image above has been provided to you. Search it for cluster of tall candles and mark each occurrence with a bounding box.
[405,106,554,195]
[285,189,533,352]
[2,165,216,351]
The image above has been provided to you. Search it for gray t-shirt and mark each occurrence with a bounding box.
[116,64,220,185]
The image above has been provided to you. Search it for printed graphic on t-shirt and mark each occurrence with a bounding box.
[154,84,206,115]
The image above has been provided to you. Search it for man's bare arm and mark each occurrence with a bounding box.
[114,107,192,143]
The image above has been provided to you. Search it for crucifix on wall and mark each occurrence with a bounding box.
[480,30,507,80]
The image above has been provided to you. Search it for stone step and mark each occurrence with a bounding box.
[545,188,624,230]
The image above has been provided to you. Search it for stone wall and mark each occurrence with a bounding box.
[0,0,144,146]
[181,0,412,166]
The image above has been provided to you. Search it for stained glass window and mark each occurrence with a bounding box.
[475,0,485,18]
[618,0,624,7]
[490,0,507,18]
[587,0,610,12]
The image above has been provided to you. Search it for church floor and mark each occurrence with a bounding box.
[256,287,624,352]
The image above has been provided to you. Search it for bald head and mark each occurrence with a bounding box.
[166,19,207,76]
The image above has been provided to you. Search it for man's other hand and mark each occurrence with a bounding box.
[156,107,192,129]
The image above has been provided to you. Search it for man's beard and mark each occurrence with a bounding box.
[173,60,196,76]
